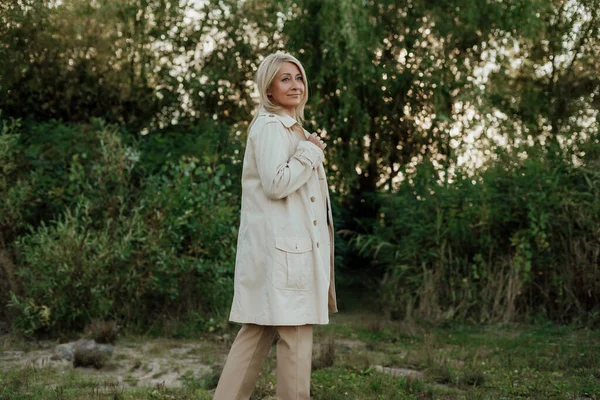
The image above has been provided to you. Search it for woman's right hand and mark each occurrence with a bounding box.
[307,132,327,151]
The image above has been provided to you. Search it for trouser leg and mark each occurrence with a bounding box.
[275,324,314,400]
[214,324,277,400]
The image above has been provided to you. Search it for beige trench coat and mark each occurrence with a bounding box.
[228,110,338,326]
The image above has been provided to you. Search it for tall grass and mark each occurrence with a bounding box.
[354,140,600,324]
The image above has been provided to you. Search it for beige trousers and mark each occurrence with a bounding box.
[213,324,313,400]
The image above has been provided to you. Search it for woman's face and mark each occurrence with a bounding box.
[268,62,305,115]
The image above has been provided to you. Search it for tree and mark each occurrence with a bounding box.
[486,0,599,151]
[0,0,197,128]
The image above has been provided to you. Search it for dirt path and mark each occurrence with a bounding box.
[0,336,224,388]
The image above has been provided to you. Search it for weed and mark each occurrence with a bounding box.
[368,317,385,333]
[313,336,336,370]
[342,350,371,371]
[130,359,142,371]
[180,366,221,391]
[85,319,119,344]
[203,367,221,390]
[425,362,454,385]
[460,368,486,387]
[73,347,109,369]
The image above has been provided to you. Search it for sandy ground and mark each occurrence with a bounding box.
[0,336,221,388]
[0,322,420,389]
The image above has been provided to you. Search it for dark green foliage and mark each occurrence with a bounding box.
[460,368,486,387]
[0,0,196,129]
[3,118,239,337]
[1,0,599,336]
[355,139,600,323]
[425,363,454,385]
[0,116,30,321]
[180,366,222,391]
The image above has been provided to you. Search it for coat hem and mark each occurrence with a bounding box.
[229,313,330,326]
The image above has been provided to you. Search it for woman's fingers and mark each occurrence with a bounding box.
[309,132,326,150]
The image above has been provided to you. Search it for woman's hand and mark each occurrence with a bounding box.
[307,132,327,151]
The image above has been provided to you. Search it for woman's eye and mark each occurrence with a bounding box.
[282,77,289,82]
[297,76,303,81]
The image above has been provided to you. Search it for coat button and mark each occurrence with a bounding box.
[313,220,318,226]
[268,114,274,117]
[316,242,320,248]
[310,196,316,202]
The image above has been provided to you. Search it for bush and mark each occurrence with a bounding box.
[0,115,32,321]
[7,120,239,336]
[3,109,600,335]
[355,140,600,324]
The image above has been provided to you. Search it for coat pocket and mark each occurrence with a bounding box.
[273,236,313,291]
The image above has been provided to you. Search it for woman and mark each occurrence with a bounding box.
[214,52,337,400]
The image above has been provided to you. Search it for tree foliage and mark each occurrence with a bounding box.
[0,0,599,332]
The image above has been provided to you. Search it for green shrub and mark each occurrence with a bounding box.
[7,121,238,336]
[355,140,600,324]
[0,116,32,321]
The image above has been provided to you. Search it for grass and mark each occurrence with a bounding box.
[1,311,599,399]
[84,320,119,344]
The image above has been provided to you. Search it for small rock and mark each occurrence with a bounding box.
[2,350,23,358]
[55,343,75,361]
[374,365,423,379]
[75,339,113,356]
[170,348,191,355]
[54,339,113,361]
[335,338,366,353]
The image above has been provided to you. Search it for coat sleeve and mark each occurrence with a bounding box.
[252,120,324,200]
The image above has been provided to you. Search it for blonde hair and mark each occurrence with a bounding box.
[249,52,309,130]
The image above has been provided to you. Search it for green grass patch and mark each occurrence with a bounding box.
[1,313,599,399]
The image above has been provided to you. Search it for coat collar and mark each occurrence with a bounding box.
[258,108,300,129]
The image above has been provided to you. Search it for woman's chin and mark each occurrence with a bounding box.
[284,100,301,108]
